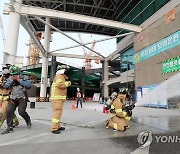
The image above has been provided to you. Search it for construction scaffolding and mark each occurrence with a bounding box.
[78,33,97,70]
[27,32,41,65]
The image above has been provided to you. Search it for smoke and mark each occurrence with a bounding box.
[136,72,180,106]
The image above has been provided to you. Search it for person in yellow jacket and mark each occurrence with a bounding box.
[0,64,19,128]
[106,90,131,131]
[50,65,71,134]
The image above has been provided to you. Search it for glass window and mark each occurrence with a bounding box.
[120,48,134,73]
[116,0,170,43]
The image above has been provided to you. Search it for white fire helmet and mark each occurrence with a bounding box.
[56,69,65,75]
[56,65,69,75]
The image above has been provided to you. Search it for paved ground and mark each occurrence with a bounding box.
[0,101,179,154]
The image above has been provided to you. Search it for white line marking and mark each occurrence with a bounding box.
[33,120,50,125]
[0,133,49,147]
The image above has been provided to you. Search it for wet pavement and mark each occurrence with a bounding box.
[0,101,179,154]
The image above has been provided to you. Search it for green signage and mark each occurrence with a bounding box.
[162,56,180,74]
[134,30,180,63]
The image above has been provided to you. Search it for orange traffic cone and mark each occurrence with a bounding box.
[71,100,75,110]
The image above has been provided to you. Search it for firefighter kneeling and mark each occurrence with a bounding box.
[105,90,135,131]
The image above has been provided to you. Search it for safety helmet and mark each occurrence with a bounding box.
[2,64,11,75]
[56,65,70,75]
[57,65,70,71]
[10,65,20,75]
[119,88,128,94]
[2,64,11,70]
[77,87,80,91]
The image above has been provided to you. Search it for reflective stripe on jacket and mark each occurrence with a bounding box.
[111,96,127,118]
[0,95,9,102]
[0,77,10,102]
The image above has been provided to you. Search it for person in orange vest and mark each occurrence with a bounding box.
[50,65,71,134]
[0,64,19,129]
[76,87,83,108]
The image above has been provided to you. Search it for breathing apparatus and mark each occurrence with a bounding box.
[104,92,118,110]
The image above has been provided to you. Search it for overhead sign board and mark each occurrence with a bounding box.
[134,30,180,64]
[162,56,180,74]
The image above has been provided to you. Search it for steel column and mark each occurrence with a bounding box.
[40,17,51,98]
[3,0,22,65]
[102,60,109,98]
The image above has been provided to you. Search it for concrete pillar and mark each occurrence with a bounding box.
[40,17,51,99]
[81,67,85,101]
[3,0,22,65]
[102,60,109,99]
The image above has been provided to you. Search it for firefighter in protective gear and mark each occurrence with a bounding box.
[1,65,31,134]
[106,90,131,131]
[50,65,71,134]
[0,64,19,128]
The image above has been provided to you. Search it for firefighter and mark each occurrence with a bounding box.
[50,65,71,134]
[106,90,130,131]
[1,65,31,134]
[0,64,19,128]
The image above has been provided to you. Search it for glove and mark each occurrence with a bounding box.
[110,109,115,113]
[126,110,132,117]
[105,105,110,110]
[68,81,71,86]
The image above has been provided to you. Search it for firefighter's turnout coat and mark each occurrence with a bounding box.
[106,94,131,131]
[50,73,71,131]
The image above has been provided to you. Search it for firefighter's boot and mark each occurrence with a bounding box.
[52,129,61,134]
[58,126,65,131]
[1,127,13,135]
[26,119,32,129]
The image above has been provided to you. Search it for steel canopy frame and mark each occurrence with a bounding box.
[3,3,141,61]
[4,3,142,33]
[3,2,142,60]
[35,16,105,58]
[50,53,104,61]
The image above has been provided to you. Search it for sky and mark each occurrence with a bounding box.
[0,0,116,70]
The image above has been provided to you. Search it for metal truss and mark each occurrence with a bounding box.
[21,0,142,35]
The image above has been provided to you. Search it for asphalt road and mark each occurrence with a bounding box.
[0,101,179,154]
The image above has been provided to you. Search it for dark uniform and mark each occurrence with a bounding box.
[1,65,31,134]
